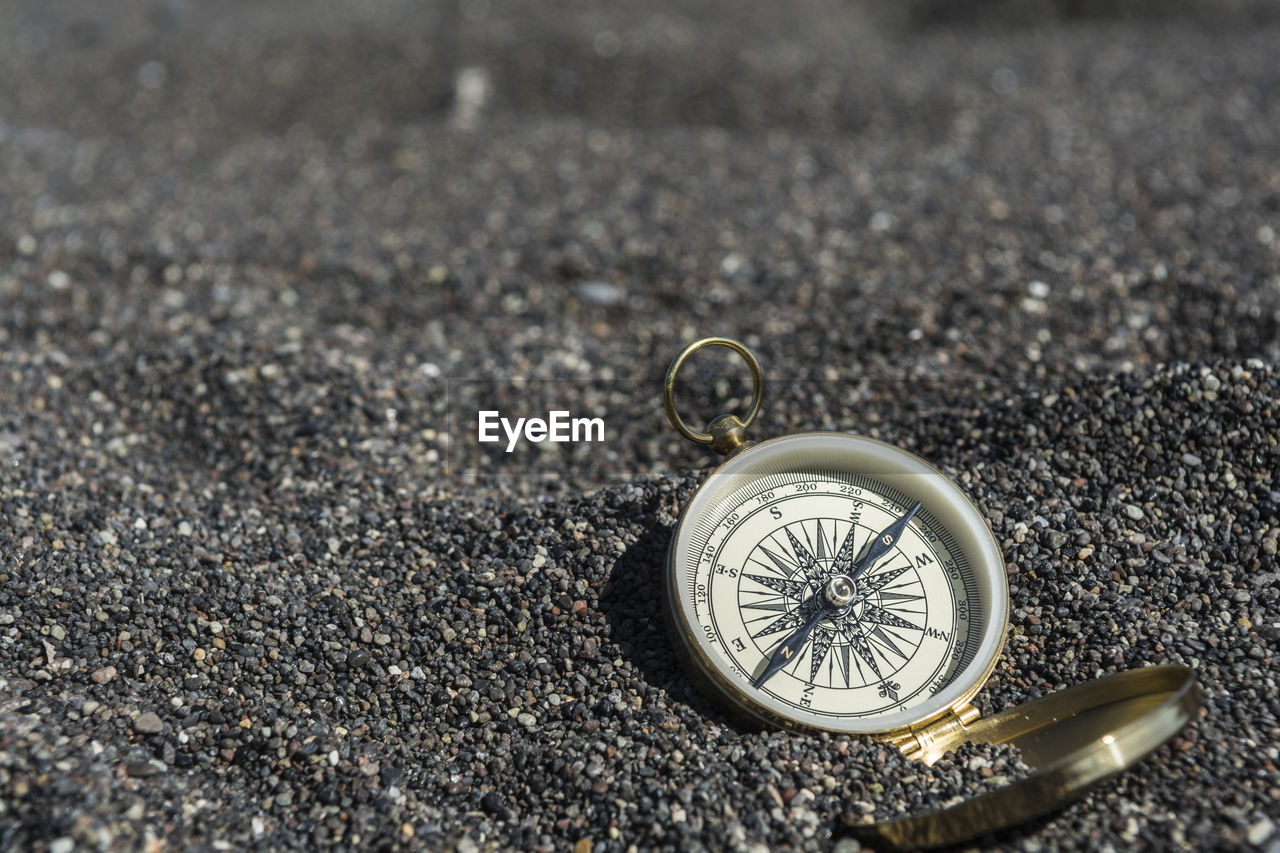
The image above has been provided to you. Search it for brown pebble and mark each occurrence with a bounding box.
[125,760,157,777]
[133,712,164,734]
[90,665,117,684]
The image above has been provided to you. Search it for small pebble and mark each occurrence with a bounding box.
[125,761,158,778]
[576,281,623,306]
[133,713,164,734]
[1248,818,1275,845]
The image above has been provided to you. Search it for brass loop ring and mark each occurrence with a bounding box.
[663,337,764,445]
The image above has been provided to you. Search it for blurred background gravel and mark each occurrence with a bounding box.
[1,1,1278,850]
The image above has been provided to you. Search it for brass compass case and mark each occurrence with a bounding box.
[660,337,1202,849]
[664,431,1010,743]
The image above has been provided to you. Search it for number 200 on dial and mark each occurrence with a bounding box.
[666,433,1009,735]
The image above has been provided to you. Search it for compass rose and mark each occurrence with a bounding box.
[743,505,927,690]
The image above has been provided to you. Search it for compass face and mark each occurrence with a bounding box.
[667,433,1008,734]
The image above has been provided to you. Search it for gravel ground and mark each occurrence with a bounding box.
[2,1,1279,851]
[854,742,1033,823]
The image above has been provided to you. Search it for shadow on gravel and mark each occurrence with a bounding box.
[598,524,677,688]
[599,520,758,728]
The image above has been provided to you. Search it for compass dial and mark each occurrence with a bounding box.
[667,433,1007,734]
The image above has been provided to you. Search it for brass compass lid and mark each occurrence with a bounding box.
[847,664,1202,850]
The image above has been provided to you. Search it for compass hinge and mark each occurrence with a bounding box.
[886,702,981,765]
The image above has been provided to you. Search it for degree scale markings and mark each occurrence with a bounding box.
[683,468,984,719]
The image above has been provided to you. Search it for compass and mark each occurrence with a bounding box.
[661,337,1201,849]
[667,432,1007,735]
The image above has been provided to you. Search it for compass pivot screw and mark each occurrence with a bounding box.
[824,575,856,608]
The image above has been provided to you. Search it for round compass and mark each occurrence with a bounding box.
[665,431,1007,734]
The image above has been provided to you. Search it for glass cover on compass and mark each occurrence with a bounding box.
[666,432,1008,734]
